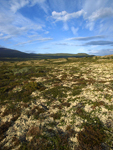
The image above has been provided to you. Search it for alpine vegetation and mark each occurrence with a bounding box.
[0,56,113,150]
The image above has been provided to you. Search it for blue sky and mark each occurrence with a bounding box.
[0,0,113,56]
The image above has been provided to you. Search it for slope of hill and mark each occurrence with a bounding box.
[0,47,95,60]
[0,48,36,58]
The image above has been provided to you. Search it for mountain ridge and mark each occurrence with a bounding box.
[0,47,95,59]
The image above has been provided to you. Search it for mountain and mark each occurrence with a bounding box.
[0,47,36,58]
[0,47,94,60]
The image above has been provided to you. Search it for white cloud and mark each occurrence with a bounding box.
[109,49,113,52]
[82,0,113,31]
[0,33,3,36]
[17,37,53,45]
[71,27,79,35]
[85,21,95,31]
[0,10,42,40]
[45,31,49,34]
[31,0,46,5]
[88,7,113,22]
[89,49,113,56]
[83,0,109,17]
[37,38,53,41]
[3,0,47,14]
[52,9,85,22]
[10,0,29,13]
[85,7,113,31]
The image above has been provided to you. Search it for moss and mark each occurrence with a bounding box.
[43,86,67,101]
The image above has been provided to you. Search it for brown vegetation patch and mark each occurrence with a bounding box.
[77,124,107,150]
[76,107,85,117]
[12,136,21,147]
[52,104,63,109]
[91,101,105,109]
[0,121,12,140]
[11,113,20,122]
[2,106,21,117]
[52,102,71,109]
[62,102,71,107]
[85,78,96,84]
[61,74,67,80]
[21,102,29,108]
[32,106,46,119]
[50,112,62,120]
[26,126,42,137]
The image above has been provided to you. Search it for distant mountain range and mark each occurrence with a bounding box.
[0,47,95,60]
[0,47,37,58]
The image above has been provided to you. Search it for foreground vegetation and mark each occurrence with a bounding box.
[0,56,113,150]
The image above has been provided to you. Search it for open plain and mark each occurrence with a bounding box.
[0,56,113,150]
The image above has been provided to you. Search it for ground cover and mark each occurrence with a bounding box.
[0,57,113,150]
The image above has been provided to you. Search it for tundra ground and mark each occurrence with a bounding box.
[0,56,113,150]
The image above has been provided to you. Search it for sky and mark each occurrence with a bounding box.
[0,0,113,56]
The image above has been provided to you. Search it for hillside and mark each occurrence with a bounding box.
[0,47,94,61]
[0,48,36,58]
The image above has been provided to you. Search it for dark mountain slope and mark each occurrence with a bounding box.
[0,48,36,58]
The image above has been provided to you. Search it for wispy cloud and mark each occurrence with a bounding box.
[9,0,48,13]
[83,0,110,17]
[0,10,43,41]
[71,27,79,35]
[0,45,4,48]
[37,38,53,41]
[86,7,113,30]
[40,47,51,49]
[88,48,113,56]
[88,7,113,22]
[0,33,3,36]
[84,40,113,46]
[55,43,69,46]
[10,0,29,13]
[17,38,53,46]
[67,35,105,41]
[63,23,69,30]
[82,0,113,31]
[45,31,49,34]
[54,42,78,46]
